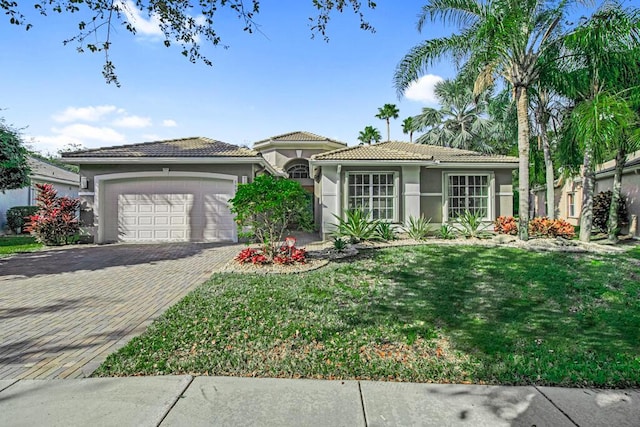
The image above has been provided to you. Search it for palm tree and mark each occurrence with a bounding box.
[375,104,400,141]
[555,2,640,242]
[394,0,571,241]
[357,126,382,145]
[411,78,493,153]
[402,117,415,143]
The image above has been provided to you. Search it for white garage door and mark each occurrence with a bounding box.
[103,177,236,243]
[119,194,193,242]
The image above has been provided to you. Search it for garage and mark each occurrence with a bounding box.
[101,176,236,243]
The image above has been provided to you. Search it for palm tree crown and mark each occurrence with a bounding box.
[402,117,415,143]
[375,103,400,141]
[357,126,382,145]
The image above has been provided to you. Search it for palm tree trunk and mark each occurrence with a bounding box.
[515,86,530,241]
[579,150,595,242]
[541,130,555,220]
[607,149,626,242]
[386,119,391,142]
[410,130,413,143]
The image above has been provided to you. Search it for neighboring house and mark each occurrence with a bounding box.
[532,150,640,237]
[62,133,518,244]
[0,157,79,229]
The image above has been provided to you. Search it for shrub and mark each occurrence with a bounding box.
[494,216,518,235]
[25,183,80,245]
[592,191,629,234]
[6,206,38,233]
[438,224,456,239]
[332,236,348,252]
[454,210,491,238]
[235,245,307,266]
[406,215,432,240]
[374,222,397,241]
[229,175,313,260]
[332,209,379,243]
[528,217,575,239]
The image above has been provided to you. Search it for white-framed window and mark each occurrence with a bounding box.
[445,173,491,219]
[287,164,309,179]
[567,193,576,217]
[347,172,398,221]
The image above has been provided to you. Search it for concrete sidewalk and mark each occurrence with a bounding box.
[1,376,638,426]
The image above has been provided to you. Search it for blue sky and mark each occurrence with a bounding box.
[0,1,620,154]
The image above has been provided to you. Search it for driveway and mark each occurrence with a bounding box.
[0,243,240,380]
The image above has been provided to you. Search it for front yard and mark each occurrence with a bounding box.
[0,235,42,257]
[94,244,640,388]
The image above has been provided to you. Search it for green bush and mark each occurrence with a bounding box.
[439,224,457,239]
[406,215,433,240]
[454,210,491,238]
[25,183,80,245]
[229,174,313,259]
[332,209,379,243]
[374,222,397,241]
[6,206,38,233]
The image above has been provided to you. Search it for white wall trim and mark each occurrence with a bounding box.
[420,192,442,197]
[94,171,238,244]
[496,192,514,196]
[441,171,495,222]
[78,192,95,196]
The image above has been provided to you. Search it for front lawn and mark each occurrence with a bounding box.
[94,244,640,387]
[0,235,43,257]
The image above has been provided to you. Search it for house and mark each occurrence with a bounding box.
[532,149,640,237]
[62,133,518,244]
[0,157,79,229]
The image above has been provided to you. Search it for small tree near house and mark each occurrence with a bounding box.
[229,174,313,260]
[25,183,80,245]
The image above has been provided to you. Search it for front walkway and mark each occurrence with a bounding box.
[0,243,241,380]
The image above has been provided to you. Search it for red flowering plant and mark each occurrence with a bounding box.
[235,236,307,266]
[234,248,269,265]
[494,216,518,235]
[528,217,575,239]
[25,183,80,245]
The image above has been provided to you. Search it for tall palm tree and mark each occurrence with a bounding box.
[375,104,400,141]
[357,126,382,145]
[394,0,571,241]
[402,117,415,143]
[555,2,640,242]
[411,78,493,153]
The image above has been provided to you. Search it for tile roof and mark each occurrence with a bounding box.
[311,141,519,163]
[28,157,79,183]
[254,131,347,145]
[61,137,259,158]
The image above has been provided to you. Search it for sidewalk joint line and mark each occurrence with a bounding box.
[156,375,195,427]
[357,381,369,427]
[534,385,580,427]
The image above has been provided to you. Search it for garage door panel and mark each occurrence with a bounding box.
[109,177,236,243]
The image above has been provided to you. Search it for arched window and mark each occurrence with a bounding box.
[287,163,309,179]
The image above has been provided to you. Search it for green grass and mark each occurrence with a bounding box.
[0,235,42,256]
[94,244,640,387]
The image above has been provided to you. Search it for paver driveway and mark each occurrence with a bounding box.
[0,242,240,380]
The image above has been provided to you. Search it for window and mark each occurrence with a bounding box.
[568,193,576,217]
[347,172,397,221]
[287,164,309,179]
[447,174,490,219]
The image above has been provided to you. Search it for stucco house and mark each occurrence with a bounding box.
[0,157,79,230]
[532,150,640,237]
[62,132,518,244]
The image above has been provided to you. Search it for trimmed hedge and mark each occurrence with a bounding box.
[6,206,38,233]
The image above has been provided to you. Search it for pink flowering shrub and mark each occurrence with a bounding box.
[25,183,80,245]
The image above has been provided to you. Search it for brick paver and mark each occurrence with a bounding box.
[0,242,241,380]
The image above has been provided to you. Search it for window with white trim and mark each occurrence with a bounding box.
[347,172,397,221]
[567,193,576,217]
[287,164,309,179]
[447,174,490,219]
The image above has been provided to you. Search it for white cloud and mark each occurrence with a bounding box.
[112,115,152,128]
[52,105,118,123]
[162,119,177,127]
[117,0,164,37]
[29,124,126,154]
[404,74,444,104]
[52,124,126,142]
